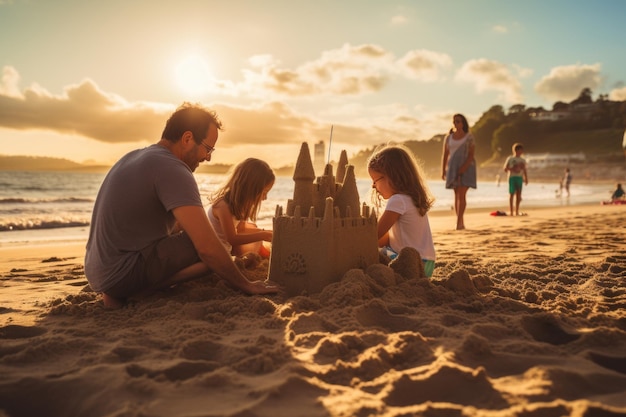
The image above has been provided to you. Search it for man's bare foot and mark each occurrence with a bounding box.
[102,293,125,309]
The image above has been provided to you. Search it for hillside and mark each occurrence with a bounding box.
[0,155,110,172]
[0,155,232,174]
[345,127,625,181]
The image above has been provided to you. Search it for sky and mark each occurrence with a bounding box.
[1,0,625,168]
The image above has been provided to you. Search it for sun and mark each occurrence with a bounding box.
[175,55,214,96]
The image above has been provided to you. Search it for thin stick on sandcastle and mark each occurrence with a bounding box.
[268,142,379,296]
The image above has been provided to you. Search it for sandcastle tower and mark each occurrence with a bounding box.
[268,142,379,296]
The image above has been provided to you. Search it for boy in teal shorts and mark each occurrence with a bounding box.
[503,143,528,216]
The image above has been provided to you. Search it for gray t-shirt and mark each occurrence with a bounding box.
[85,145,202,292]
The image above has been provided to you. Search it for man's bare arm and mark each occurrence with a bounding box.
[172,205,278,295]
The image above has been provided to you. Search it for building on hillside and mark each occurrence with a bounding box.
[569,103,598,120]
[529,103,599,122]
[529,111,570,121]
[313,140,326,174]
[268,142,379,296]
[524,152,586,168]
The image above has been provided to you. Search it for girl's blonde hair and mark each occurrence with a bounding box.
[367,144,434,216]
[210,158,275,221]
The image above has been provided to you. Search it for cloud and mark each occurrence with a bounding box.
[609,86,626,101]
[0,65,450,160]
[222,44,453,99]
[237,43,394,97]
[0,67,410,150]
[216,102,327,145]
[534,63,603,102]
[0,70,166,143]
[216,100,437,149]
[0,66,21,98]
[397,49,452,82]
[492,25,508,34]
[391,15,408,25]
[455,59,524,103]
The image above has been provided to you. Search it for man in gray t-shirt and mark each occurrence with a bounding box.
[85,103,278,308]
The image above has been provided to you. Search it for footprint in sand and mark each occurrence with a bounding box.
[588,352,626,375]
[521,314,580,345]
[0,324,47,339]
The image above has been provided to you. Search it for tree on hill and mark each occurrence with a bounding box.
[469,88,626,165]
[508,104,526,114]
[553,101,569,111]
[571,87,593,106]
[471,105,506,162]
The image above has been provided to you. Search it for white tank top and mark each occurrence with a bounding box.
[447,133,469,158]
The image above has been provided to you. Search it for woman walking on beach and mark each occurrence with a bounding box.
[208,158,275,263]
[441,113,477,230]
[368,145,436,277]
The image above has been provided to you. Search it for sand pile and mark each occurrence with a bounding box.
[1,205,625,416]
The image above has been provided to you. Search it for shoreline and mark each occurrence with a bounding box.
[1,202,622,269]
[0,196,616,249]
[1,171,618,240]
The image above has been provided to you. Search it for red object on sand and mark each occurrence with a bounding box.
[601,200,626,205]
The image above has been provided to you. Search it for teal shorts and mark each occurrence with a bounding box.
[423,260,435,278]
[509,176,523,194]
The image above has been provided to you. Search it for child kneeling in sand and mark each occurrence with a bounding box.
[208,158,274,265]
[367,145,436,277]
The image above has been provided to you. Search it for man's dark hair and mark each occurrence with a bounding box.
[161,102,223,143]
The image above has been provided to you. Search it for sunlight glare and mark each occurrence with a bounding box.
[175,55,213,96]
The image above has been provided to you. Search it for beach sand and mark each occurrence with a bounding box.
[1,204,625,417]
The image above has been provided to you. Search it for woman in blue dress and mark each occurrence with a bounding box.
[441,113,477,230]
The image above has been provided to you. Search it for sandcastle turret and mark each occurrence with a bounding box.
[288,142,315,217]
[336,150,348,183]
[312,164,336,217]
[334,164,360,218]
[269,142,379,296]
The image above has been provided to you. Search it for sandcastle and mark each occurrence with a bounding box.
[268,142,379,296]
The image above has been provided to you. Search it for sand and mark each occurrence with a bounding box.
[1,204,625,417]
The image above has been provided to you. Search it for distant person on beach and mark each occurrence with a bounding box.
[610,183,625,202]
[368,145,436,277]
[503,143,528,216]
[208,158,274,263]
[85,102,278,308]
[441,113,477,230]
[560,168,572,197]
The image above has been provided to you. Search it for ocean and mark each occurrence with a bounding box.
[0,170,614,247]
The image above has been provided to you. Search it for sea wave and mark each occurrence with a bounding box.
[0,197,94,204]
[0,219,90,231]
